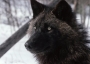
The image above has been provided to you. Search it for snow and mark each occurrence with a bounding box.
[0,24,38,64]
[0,15,90,64]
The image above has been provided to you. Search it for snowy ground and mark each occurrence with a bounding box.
[0,24,38,64]
[0,15,90,64]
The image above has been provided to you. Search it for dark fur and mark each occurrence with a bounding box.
[25,0,90,64]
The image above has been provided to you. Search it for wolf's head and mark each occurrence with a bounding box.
[25,0,83,54]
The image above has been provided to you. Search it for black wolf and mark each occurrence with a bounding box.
[25,0,90,64]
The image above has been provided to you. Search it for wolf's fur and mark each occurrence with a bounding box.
[25,0,90,64]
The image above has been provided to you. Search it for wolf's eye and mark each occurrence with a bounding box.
[34,26,36,30]
[48,27,51,31]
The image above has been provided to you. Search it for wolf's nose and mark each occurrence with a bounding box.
[25,43,28,48]
[25,43,32,50]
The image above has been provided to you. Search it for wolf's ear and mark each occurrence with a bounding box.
[31,0,45,18]
[52,0,74,23]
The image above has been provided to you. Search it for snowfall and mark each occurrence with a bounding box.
[0,14,90,64]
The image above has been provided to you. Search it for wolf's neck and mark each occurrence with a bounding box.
[35,44,90,64]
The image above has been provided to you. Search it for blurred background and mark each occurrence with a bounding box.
[0,0,90,64]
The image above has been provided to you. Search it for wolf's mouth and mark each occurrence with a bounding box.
[27,46,51,54]
[43,46,50,51]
